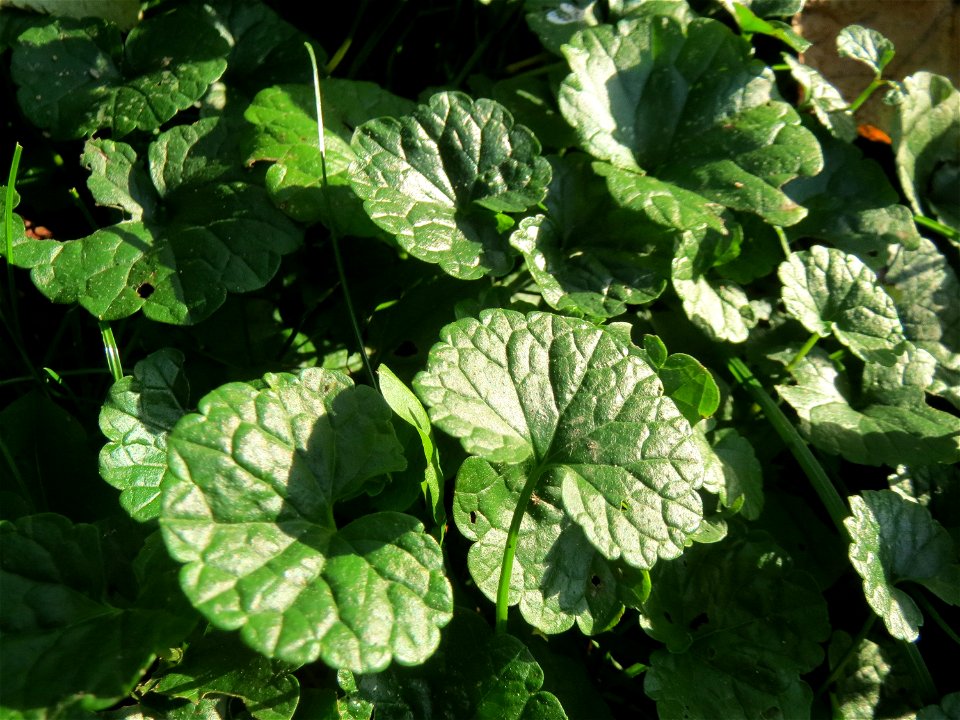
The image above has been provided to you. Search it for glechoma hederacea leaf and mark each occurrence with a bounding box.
[641,536,829,718]
[160,368,453,671]
[845,490,959,641]
[341,608,567,719]
[349,91,551,280]
[779,246,907,366]
[0,516,197,710]
[10,5,229,139]
[244,80,415,233]
[415,309,705,573]
[837,25,895,77]
[559,16,822,225]
[99,348,189,522]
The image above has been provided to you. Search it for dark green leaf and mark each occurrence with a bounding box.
[349,92,551,279]
[81,139,157,221]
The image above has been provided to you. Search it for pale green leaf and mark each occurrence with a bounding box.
[349,92,550,279]
[558,17,821,225]
[783,55,856,142]
[779,246,907,365]
[81,139,157,221]
[776,349,960,467]
[888,73,960,232]
[698,428,763,519]
[453,458,623,634]
[415,309,704,570]
[160,368,453,671]
[99,348,189,522]
[845,490,959,641]
[828,632,923,720]
[837,25,895,77]
[672,229,756,343]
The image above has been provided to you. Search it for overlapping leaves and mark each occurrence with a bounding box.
[159,368,453,672]
[415,309,705,623]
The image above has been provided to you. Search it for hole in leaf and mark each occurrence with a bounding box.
[590,575,602,588]
[393,340,418,357]
[136,282,155,299]
[689,613,708,632]
[469,511,477,524]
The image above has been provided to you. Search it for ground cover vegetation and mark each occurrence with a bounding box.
[0,0,958,717]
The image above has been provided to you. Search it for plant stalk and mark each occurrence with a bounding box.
[727,356,850,539]
[914,589,960,647]
[99,321,124,382]
[914,214,960,242]
[903,640,937,704]
[4,143,23,332]
[785,333,820,374]
[495,464,545,634]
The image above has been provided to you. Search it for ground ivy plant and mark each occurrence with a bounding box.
[1,1,958,718]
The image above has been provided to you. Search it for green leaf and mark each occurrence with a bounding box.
[454,458,624,634]
[524,0,694,55]
[152,631,299,720]
[148,117,246,197]
[98,348,189,522]
[10,7,229,139]
[783,125,921,258]
[828,631,923,719]
[724,2,810,52]
[837,25,895,77]
[672,229,757,343]
[415,309,705,570]
[656,354,720,425]
[81,139,157,221]
[888,73,960,231]
[244,81,415,234]
[845,490,959,641]
[349,91,551,279]
[783,55,856,142]
[4,186,300,324]
[884,237,960,410]
[0,516,196,711]
[698,427,764,519]
[377,364,445,533]
[558,17,821,225]
[776,349,960,466]
[641,536,829,719]
[340,608,568,719]
[509,155,669,318]
[779,246,907,365]
[917,693,960,720]
[1,0,140,30]
[160,368,453,671]
[101,695,231,720]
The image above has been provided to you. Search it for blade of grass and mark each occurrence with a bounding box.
[99,321,124,382]
[4,143,23,334]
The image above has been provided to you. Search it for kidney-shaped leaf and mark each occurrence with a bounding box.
[415,309,704,570]
[99,348,189,522]
[845,490,959,641]
[559,17,821,225]
[779,246,907,365]
[349,91,551,279]
[160,368,453,672]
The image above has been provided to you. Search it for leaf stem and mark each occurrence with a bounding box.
[726,356,849,539]
[914,588,960,647]
[495,464,545,634]
[773,224,791,257]
[848,78,887,113]
[4,143,23,333]
[785,333,820,374]
[99,321,124,382]
[913,214,960,241]
[306,42,377,389]
[903,640,937,704]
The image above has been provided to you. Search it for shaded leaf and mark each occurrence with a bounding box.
[698,427,764,519]
[349,92,550,279]
[160,368,453,671]
[81,138,157,221]
[559,16,821,225]
[845,490,959,641]
[1,0,140,30]
[784,55,856,141]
